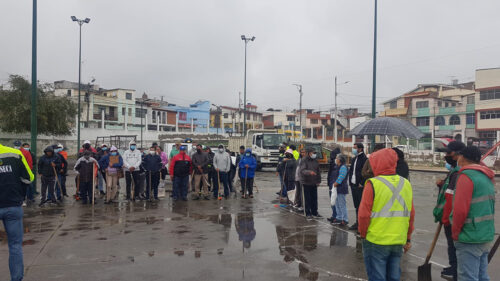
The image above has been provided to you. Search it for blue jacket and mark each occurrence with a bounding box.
[239,150,257,178]
[330,164,349,194]
[98,154,123,170]
[142,154,162,172]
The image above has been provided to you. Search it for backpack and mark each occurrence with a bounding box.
[174,154,191,177]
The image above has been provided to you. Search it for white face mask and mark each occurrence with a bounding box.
[311,153,317,159]
[218,148,224,153]
[149,150,156,155]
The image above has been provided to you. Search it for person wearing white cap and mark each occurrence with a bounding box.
[98,146,123,203]
[123,140,142,200]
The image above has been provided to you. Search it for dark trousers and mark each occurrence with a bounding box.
[125,171,141,199]
[160,168,168,180]
[213,171,230,197]
[303,184,318,216]
[173,175,189,199]
[294,181,303,207]
[79,181,93,203]
[146,171,160,199]
[41,176,56,202]
[444,224,457,278]
[242,177,254,195]
[350,183,364,223]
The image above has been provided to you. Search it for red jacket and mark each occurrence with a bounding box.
[20,148,33,170]
[358,148,415,241]
[169,151,192,177]
[452,164,495,241]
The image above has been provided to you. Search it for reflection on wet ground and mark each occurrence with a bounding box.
[0,171,499,280]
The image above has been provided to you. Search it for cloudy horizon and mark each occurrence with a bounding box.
[2,0,500,113]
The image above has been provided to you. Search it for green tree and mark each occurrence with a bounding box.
[0,75,77,136]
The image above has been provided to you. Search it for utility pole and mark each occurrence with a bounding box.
[31,0,37,185]
[238,91,241,135]
[71,16,90,154]
[241,35,255,136]
[293,84,303,138]
[334,76,337,143]
[370,0,378,151]
[140,96,144,149]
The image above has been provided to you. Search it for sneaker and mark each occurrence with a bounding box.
[249,194,254,198]
[313,214,323,218]
[192,196,200,200]
[441,267,456,279]
[306,215,313,221]
[204,196,210,200]
[331,219,341,225]
[349,223,358,230]
[38,200,46,207]
[297,207,304,212]
[340,221,348,227]
[327,217,334,223]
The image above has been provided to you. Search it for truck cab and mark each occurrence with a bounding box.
[252,133,288,169]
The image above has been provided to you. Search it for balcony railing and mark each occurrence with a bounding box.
[92,113,118,121]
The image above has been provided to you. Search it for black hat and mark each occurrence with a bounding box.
[459,145,481,164]
[13,140,22,147]
[447,141,465,153]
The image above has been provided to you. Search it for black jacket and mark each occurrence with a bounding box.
[396,159,410,180]
[327,148,341,186]
[348,152,367,186]
[142,154,162,172]
[56,153,68,175]
[75,157,98,183]
[38,154,62,178]
[0,147,32,208]
[283,158,297,184]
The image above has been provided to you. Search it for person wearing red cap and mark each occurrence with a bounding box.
[169,146,192,201]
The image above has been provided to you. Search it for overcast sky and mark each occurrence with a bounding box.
[2,0,500,113]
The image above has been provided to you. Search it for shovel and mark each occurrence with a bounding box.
[418,222,442,281]
[488,234,500,263]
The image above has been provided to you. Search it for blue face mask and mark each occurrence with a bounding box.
[23,147,30,151]
[352,149,358,156]
[102,147,108,151]
[55,148,62,153]
[445,163,452,171]
[130,145,136,150]
[111,152,117,156]
[245,153,251,157]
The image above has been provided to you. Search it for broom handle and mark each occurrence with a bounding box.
[425,223,442,264]
[488,234,500,263]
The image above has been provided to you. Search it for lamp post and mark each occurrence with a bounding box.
[370,0,378,151]
[293,84,303,139]
[241,35,255,137]
[71,16,90,153]
[334,76,349,143]
[31,0,37,185]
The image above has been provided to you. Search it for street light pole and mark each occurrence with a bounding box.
[71,16,90,153]
[334,77,349,143]
[31,0,37,184]
[293,84,303,139]
[370,0,378,151]
[241,35,255,137]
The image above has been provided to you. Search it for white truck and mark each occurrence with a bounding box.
[228,129,288,170]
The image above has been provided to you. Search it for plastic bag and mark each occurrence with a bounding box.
[330,187,337,206]
[287,189,296,202]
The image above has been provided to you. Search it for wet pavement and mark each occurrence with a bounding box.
[1,170,499,281]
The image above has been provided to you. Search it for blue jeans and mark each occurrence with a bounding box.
[213,171,230,198]
[335,193,348,222]
[455,241,490,281]
[362,240,402,281]
[0,206,24,281]
[173,176,189,200]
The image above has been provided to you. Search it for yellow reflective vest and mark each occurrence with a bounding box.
[366,175,413,245]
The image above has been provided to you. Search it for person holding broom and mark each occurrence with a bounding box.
[74,151,99,204]
[238,148,257,199]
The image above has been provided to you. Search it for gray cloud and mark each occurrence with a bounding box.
[2,0,500,113]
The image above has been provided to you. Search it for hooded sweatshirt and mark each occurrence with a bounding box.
[358,148,415,241]
[452,164,495,241]
[123,141,142,170]
[213,146,231,173]
[239,149,257,178]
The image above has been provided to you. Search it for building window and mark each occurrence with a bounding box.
[152,110,156,123]
[479,131,496,139]
[467,96,475,104]
[310,119,318,124]
[135,108,146,118]
[416,101,429,108]
[479,89,500,101]
[179,112,187,121]
[466,113,475,125]
[162,112,166,123]
[67,89,71,97]
[246,114,250,120]
[122,108,126,116]
[128,108,132,116]
[416,117,429,126]
[479,110,500,120]
[437,101,442,107]
[287,116,294,121]
[321,119,328,125]
[445,102,449,107]
[126,92,132,100]
[449,115,460,125]
[389,100,397,109]
[223,113,229,118]
[434,116,445,126]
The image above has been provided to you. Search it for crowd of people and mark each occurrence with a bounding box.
[0,138,497,281]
